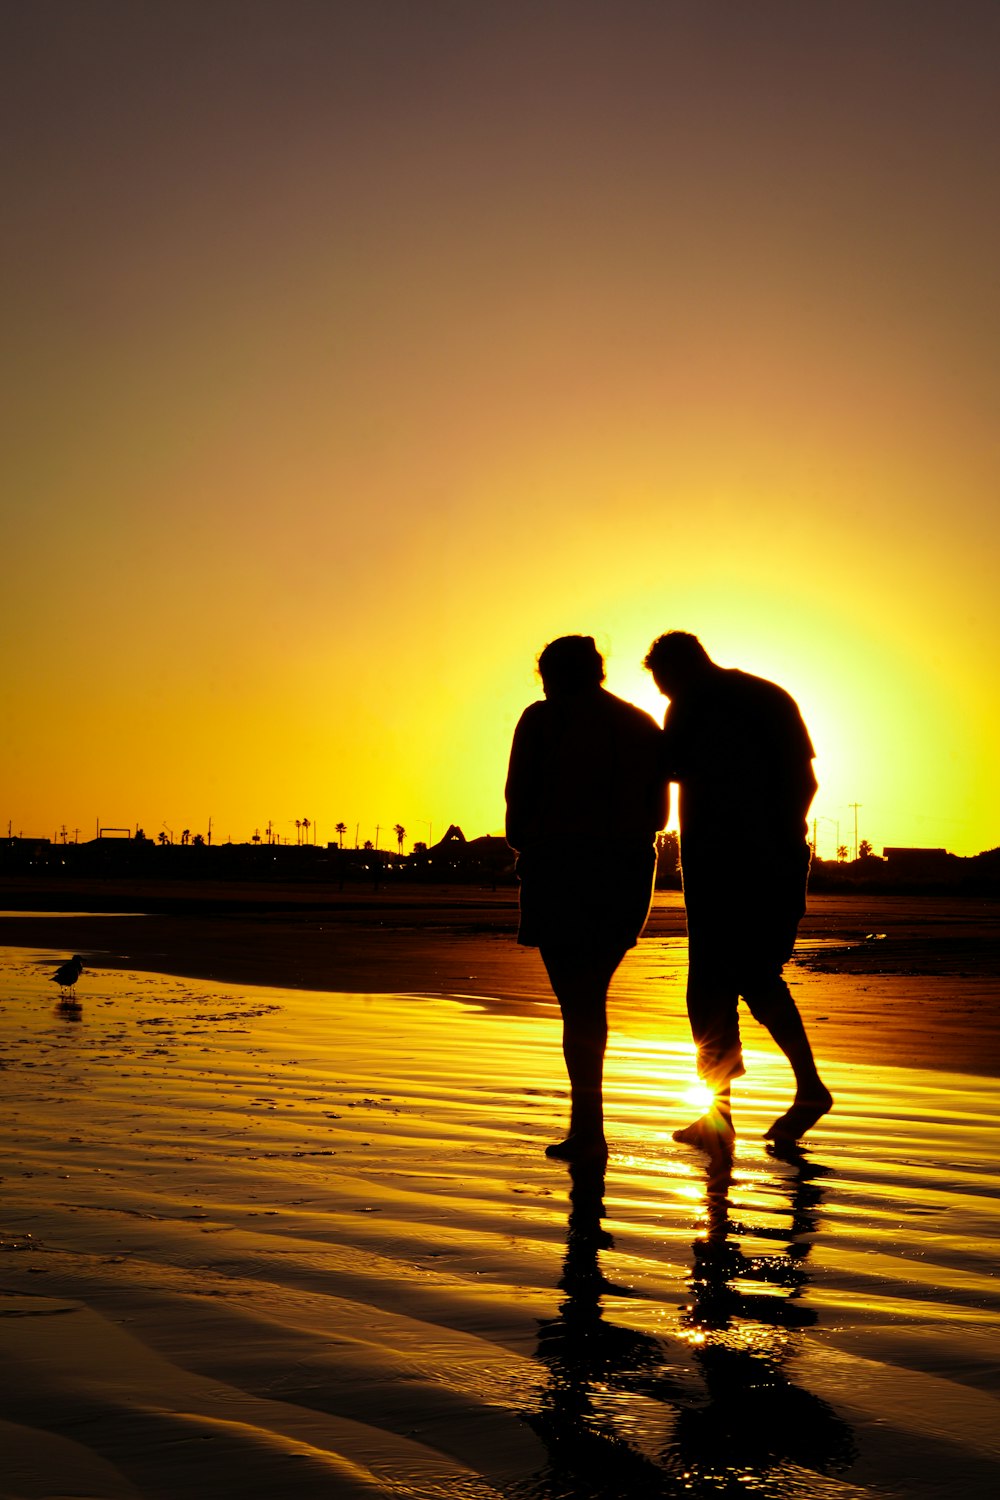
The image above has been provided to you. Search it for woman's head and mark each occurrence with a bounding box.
[537,635,605,695]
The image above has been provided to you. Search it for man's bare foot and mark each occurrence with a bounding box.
[672,1106,735,1156]
[545,1133,608,1163]
[763,1086,833,1143]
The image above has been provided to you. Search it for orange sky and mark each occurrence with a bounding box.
[3,3,998,856]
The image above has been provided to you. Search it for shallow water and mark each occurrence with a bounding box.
[1,944,998,1499]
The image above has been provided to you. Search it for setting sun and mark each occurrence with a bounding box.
[684,1080,717,1113]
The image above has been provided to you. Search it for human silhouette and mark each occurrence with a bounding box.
[506,636,668,1161]
[643,632,832,1150]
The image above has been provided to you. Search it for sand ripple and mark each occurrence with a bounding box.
[2,946,999,1498]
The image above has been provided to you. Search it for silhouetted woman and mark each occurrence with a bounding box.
[506,635,667,1160]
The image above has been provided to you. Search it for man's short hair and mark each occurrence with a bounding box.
[537,635,605,691]
[643,631,711,674]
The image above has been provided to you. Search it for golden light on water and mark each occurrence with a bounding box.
[4,939,1000,1496]
[675,1183,704,1203]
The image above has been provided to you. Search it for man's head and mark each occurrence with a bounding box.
[537,635,605,697]
[643,631,712,697]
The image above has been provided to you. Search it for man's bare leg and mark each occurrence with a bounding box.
[746,978,833,1141]
[674,963,742,1155]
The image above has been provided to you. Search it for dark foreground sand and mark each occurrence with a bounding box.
[1,889,999,1499]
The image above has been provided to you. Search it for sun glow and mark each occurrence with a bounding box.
[684,1081,716,1113]
[2,7,997,857]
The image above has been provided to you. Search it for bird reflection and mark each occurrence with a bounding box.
[523,1145,855,1498]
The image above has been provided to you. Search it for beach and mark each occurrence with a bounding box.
[2,890,999,1498]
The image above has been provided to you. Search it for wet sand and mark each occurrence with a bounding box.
[2,894,999,1497]
[2,886,999,1076]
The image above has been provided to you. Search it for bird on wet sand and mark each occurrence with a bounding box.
[50,955,85,997]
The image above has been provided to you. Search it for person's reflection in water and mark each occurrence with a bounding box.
[675,1143,856,1484]
[527,1157,691,1498]
[522,1147,854,1498]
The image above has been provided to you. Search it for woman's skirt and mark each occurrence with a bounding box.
[516,837,657,962]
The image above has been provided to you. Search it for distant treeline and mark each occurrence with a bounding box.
[3,830,999,895]
[0,831,514,888]
[806,845,1000,895]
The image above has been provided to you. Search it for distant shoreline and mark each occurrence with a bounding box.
[3,884,999,1079]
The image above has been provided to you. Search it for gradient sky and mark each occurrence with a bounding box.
[3,2,998,856]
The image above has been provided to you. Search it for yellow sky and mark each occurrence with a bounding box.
[2,4,997,856]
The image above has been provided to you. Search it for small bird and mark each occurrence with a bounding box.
[50,954,85,997]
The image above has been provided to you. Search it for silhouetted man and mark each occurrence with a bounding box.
[643,632,832,1150]
[507,635,668,1161]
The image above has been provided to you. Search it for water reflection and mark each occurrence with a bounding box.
[524,1146,855,1498]
[675,1144,855,1485]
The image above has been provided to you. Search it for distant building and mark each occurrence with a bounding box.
[882,847,952,874]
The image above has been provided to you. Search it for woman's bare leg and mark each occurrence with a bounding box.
[540,947,620,1161]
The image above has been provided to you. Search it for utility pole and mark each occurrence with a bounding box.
[849,803,862,861]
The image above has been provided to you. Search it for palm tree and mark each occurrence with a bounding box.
[335,822,347,848]
[836,844,849,862]
[302,817,311,844]
[295,819,301,845]
[394,823,406,856]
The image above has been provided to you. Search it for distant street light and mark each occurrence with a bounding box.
[812,815,840,862]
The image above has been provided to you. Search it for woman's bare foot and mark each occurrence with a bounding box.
[545,1133,608,1163]
[763,1085,833,1142]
